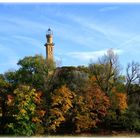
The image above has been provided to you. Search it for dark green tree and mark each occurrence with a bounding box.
[17,55,55,91]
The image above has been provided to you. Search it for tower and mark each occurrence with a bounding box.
[44,28,54,60]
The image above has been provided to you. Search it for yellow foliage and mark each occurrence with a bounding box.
[49,85,75,132]
[111,87,116,93]
[32,117,42,123]
[51,85,74,113]
[20,109,26,114]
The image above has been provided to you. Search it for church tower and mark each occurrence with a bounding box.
[44,28,54,60]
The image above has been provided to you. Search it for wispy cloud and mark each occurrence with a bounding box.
[61,14,132,46]
[0,15,90,49]
[67,49,123,61]
[0,16,47,34]
[99,6,119,12]
[59,12,140,58]
[13,35,44,51]
[0,12,129,52]
[117,35,140,49]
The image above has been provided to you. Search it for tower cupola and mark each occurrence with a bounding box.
[46,28,53,44]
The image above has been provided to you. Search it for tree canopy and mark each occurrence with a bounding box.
[0,51,139,136]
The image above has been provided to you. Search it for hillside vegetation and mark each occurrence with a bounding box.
[0,49,140,136]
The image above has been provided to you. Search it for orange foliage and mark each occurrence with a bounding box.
[74,82,110,133]
[86,84,110,117]
[116,93,127,111]
[37,110,46,117]
[110,87,128,112]
[34,92,42,104]
[91,76,97,82]
[7,94,14,105]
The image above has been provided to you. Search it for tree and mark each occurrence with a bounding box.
[89,49,121,96]
[17,55,56,91]
[0,56,52,136]
[124,104,140,132]
[72,80,110,133]
[126,61,140,95]
[103,87,128,130]
[48,85,75,133]
[8,85,37,136]
[4,71,18,86]
[16,55,56,132]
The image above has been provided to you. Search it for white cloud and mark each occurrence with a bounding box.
[67,49,123,61]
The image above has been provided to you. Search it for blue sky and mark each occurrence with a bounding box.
[0,3,140,73]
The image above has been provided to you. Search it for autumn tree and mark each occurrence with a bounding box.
[71,80,110,133]
[8,85,38,136]
[89,50,129,131]
[16,55,56,133]
[48,85,75,133]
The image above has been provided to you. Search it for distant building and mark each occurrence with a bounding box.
[44,28,54,60]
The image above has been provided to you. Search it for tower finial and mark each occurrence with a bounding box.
[47,28,53,36]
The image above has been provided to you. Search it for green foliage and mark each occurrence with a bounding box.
[17,55,55,91]
[105,105,140,132]
[0,74,11,93]
[8,85,37,136]
[4,71,18,86]
[122,104,140,132]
